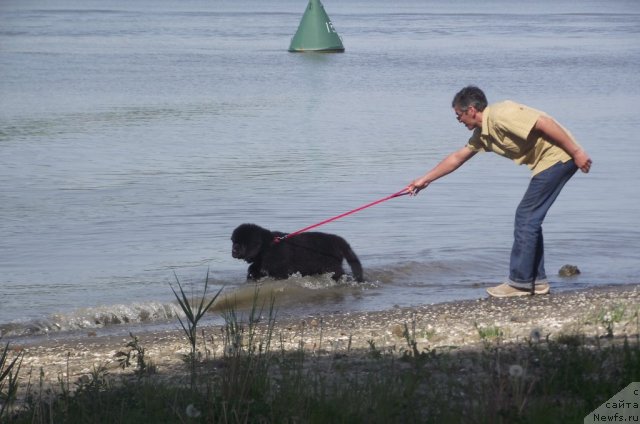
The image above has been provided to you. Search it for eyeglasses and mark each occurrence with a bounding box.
[454,106,473,121]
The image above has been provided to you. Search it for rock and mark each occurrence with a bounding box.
[392,324,404,338]
[559,264,581,277]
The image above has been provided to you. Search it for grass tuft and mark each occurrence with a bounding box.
[170,269,222,388]
[0,341,24,419]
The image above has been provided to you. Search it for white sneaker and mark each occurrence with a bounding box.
[486,283,550,298]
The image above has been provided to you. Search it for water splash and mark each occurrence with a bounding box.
[0,301,183,338]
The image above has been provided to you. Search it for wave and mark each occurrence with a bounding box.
[0,275,351,339]
[0,301,184,339]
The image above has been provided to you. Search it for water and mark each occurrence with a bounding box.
[1,0,639,340]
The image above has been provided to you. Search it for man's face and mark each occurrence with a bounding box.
[454,105,478,130]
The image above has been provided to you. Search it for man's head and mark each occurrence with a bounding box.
[452,86,487,111]
[452,86,487,130]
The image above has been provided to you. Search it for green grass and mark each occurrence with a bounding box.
[2,284,640,424]
[0,341,23,418]
[169,269,222,389]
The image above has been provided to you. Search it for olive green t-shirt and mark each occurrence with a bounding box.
[466,100,574,175]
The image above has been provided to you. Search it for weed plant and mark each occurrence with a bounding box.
[0,341,23,419]
[170,269,222,388]
[115,333,156,378]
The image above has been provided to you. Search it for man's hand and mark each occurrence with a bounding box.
[573,149,592,173]
[407,179,429,196]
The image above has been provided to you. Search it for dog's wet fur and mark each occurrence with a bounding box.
[231,223,364,282]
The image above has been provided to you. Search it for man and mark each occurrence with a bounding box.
[407,86,592,297]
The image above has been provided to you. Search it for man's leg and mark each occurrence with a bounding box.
[488,160,578,297]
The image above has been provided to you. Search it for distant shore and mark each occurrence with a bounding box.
[10,283,640,393]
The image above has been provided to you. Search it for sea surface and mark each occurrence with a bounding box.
[1,0,639,341]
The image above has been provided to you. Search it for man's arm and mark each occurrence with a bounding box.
[407,146,477,195]
[535,115,592,173]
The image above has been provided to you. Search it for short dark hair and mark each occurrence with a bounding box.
[452,86,488,111]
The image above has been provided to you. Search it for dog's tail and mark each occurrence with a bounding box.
[341,241,364,283]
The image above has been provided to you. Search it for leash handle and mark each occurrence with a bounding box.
[274,188,409,243]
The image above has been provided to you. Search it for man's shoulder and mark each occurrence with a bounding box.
[486,100,542,124]
[488,100,522,113]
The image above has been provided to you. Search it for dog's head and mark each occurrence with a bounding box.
[231,223,269,262]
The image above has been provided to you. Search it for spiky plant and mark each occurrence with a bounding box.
[170,269,222,387]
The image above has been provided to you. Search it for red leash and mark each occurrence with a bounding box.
[275,188,409,243]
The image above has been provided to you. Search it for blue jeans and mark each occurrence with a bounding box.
[508,160,578,290]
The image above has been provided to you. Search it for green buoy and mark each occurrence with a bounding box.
[288,0,344,53]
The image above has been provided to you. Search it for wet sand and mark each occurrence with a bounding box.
[8,283,640,392]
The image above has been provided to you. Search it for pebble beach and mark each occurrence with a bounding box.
[7,283,639,394]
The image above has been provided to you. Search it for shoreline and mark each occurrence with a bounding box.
[8,283,640,392]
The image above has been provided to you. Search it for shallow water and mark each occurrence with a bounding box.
[1,0,639,340]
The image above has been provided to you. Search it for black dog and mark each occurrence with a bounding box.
[231,223,364,282]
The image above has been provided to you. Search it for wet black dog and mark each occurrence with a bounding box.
[231,223,364,282]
